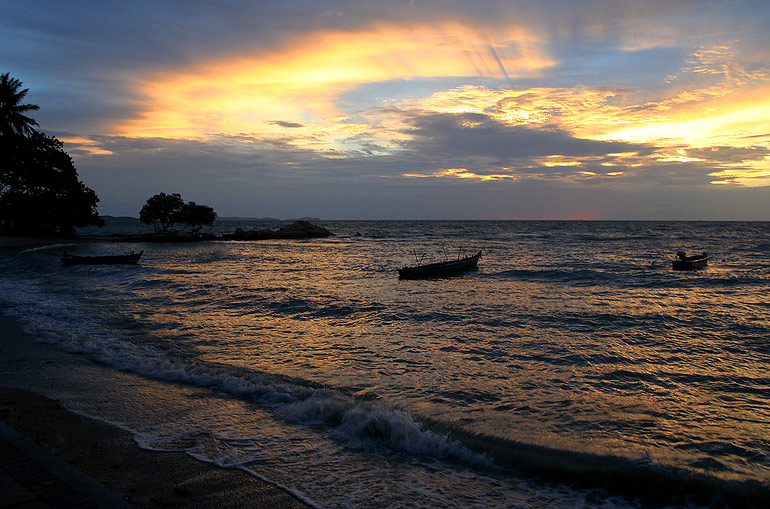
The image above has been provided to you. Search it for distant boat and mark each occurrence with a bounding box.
[398,250,482,279]
[61,250,143,266]
[672,251,708,271]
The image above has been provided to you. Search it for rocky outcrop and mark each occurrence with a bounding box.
[221,221,332,241]
[109,221,332,243]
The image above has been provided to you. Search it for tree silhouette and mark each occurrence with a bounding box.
[176,201,217,235]
[1,133,103,235]
[139,192,185,233]
[1,73,103,236]
[0,72,40,137]
[139,193,217,235]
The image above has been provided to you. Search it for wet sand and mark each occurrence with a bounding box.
[0,387,309,508]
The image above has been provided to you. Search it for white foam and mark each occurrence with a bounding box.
[18,243,77,254]
[279,391,492,466]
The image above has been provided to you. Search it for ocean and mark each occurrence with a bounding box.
[1,220,769,507]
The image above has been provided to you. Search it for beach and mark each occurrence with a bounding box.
[0,315,308,508]
[0,237,309,508]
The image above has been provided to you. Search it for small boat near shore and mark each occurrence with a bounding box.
[672,251,709,271]
[61,250,143,266]
[398,250,482,279]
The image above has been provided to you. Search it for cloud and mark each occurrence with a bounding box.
[269,120,306,128]
[108,19,554,146]
[65,126,765,220]
[398,110,643,165]
[4,0,770,219]
[688,145,770,163]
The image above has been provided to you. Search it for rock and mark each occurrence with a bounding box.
[221,221,332,241]
[272,220,332,238]
[105,221,332,242]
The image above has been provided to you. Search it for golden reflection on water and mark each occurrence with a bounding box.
[111,225,770,483]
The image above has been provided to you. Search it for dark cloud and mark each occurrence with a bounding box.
[687,145,770,163]
[269,120,306,128]
[396,111,645,171]
[68,131,767,220]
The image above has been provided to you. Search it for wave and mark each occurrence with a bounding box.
[224,293,388,322]
[18,243,77,254]
[495,267,602,281]
[2,274,768,506]
[489,267,630,287]
[330,232,425,240]
[0,278,490,469]
[420,421,770,507]
[489,266,770,291]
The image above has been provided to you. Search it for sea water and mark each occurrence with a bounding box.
[1,220,769,507]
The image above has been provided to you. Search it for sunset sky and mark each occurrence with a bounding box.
[3,0,769,219]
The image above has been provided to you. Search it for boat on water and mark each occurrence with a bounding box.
[398,250,482,279]
[672,251,709,271]
[61,250,143,266]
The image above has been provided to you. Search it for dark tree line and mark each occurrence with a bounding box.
[1,72,102,236]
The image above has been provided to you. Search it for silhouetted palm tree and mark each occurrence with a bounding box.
[0,72,39,137]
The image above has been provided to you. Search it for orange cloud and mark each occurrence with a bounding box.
[60,136,114,155]
[116,21,554,148]
[418,78,770,152]
[112,30,770,188]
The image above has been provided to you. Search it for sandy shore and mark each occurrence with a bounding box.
[0,314,309,508]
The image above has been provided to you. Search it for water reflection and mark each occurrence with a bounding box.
[29,221,770,485]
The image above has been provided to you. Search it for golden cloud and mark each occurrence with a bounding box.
[60,136,114,156]
[402,168,516,181]
[115,21,554,148]
[408,50,770,186]
[112,31,770,187]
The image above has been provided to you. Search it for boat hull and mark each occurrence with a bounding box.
[398,251,481,279]
[672,253,708,271]
[61,251,143,266]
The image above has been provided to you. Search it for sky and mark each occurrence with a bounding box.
[2,0,769,220]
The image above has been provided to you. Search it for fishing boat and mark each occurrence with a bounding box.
[61,250,143,266]
[672,251,708,271]
[398,250,482,279]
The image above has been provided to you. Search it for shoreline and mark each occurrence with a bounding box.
[0,220,333,248]
[0,315,309,508]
